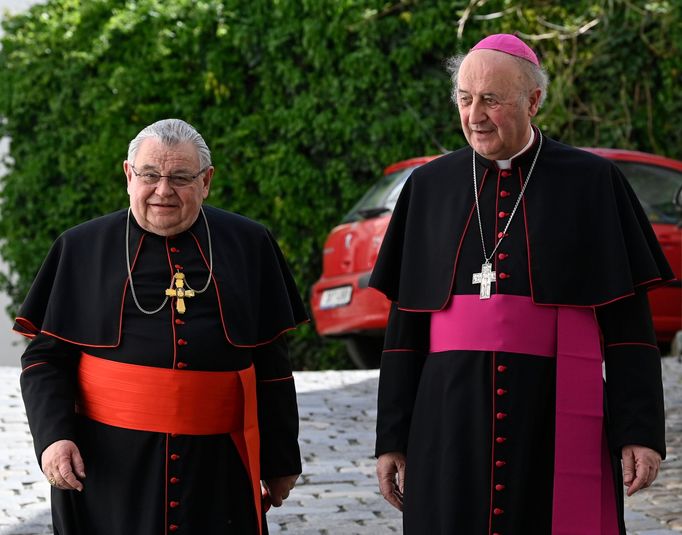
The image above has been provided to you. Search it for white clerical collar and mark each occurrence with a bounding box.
[496,127,535,170]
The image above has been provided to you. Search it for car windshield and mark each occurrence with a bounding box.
[341,167,415,223]
[615,161,682,224]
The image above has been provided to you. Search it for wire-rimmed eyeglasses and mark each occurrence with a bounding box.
[130,165,209,188]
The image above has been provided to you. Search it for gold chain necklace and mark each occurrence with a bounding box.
[125,207,213,314]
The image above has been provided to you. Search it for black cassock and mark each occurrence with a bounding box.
[16,206,307,535]
[370,130,672,534]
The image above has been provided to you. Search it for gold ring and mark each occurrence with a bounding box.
[47,477,57,486]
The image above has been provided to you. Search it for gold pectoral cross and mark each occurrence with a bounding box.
[165,272,195,314]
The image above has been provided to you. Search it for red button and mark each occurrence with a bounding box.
[498,253,508,260]
[496,412,508,420]
[175,319,185,325]
[499,272,510,280]
[496,388,507,396]
[497,232,509,239]
[493,507,504,515]
[495,484,506,491]
[501,170,511,177]
[171,433,179,438]
[174,264,183,270]
[495,460,507,468]
[177,339,188,346]
[170,477,180,484]
[170,501,180,508]
[500,190,510,198]
[169,525,179,532]
[170,247,180,253]
[498,211,508,218]
[496,436,507,444]
[497,365,507,373]
[170,454,180,461]
[177,362,188,369]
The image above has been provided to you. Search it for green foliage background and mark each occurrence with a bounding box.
[1,0,680,369]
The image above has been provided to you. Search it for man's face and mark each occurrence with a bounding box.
[124,138,213,236]
[456,50,541,160]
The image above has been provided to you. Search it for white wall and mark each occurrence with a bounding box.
[0,0,41,365]
[0,260,24,366]
[0,0,39,17]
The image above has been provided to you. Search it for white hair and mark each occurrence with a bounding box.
[127,118,212,168]
[445,52,549,108]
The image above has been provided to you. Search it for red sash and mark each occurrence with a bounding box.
[430,294,619,535]
[76,353,264,534]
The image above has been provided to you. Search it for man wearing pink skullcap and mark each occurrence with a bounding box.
[471,32,541,65]
[371,33,669,534]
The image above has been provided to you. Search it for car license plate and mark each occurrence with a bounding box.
[320,286,353,309]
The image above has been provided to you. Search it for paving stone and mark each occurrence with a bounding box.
[1,363,681,533]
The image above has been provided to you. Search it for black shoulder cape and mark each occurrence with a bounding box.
[14,205,308,347]
[369,134,674,310]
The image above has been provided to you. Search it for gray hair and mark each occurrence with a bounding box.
[445,52,549,108]
[127,118,212,168]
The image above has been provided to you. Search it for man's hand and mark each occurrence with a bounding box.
[263,474,299,508]
[41,439,86,492]
[377,451,406,511]
[622,444,661,496]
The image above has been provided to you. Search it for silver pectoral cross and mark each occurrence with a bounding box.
[472,262,496,299]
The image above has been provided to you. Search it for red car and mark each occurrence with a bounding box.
[311,150,682,368]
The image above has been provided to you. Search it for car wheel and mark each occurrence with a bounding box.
[345,336,384,369]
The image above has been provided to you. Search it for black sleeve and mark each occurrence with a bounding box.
[252,335,302,479]
[596,290,666,458]
[375,303,430,457]
[19,333,81,465]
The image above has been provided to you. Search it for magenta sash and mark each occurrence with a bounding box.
[430,294,618,535]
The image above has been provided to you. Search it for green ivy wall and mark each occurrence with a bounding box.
[1,0,680,368]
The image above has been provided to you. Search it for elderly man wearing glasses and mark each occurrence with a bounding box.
[15,119,306,535]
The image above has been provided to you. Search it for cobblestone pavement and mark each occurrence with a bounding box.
[1,358,680,534]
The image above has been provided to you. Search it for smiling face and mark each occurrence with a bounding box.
[456,49,541,160]
[123,137,213,236]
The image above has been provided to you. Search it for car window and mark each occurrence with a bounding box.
[384,171,412,211]
[341,167,414,223]
[614,161,682,223]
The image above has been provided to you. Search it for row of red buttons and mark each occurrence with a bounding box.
[169,440,182,531]
[172,247,190,371]
[491,359,510,531]
[496,173,513,285]
[170,246,184,533]
[174,316,188,374]
[176,331,188,369]
[491,159,516,534]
